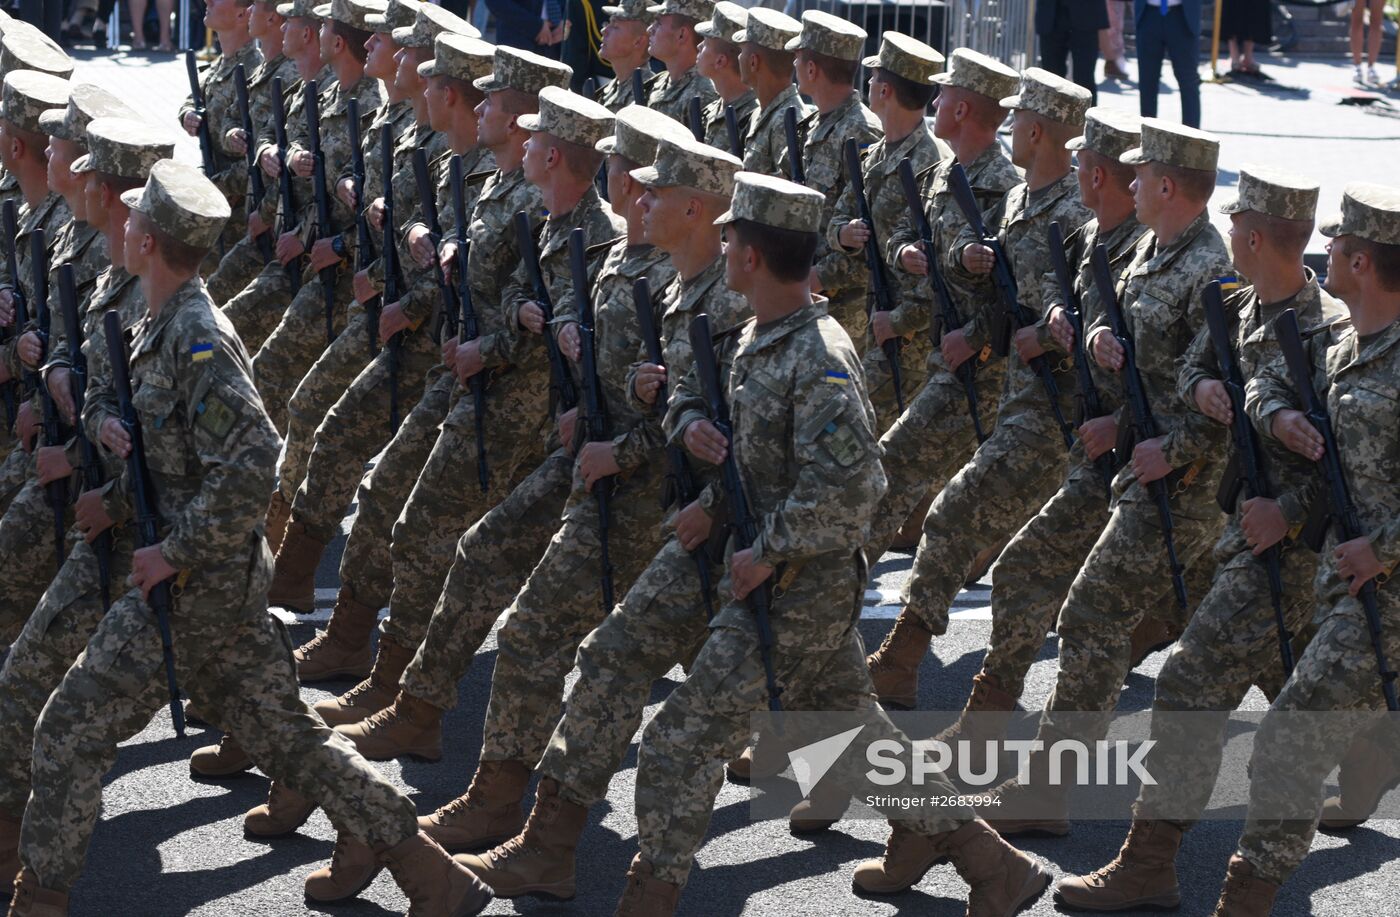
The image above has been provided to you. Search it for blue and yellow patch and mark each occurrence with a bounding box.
[823,370,850,386]
[1217,275,1242,292]
[191,342,214,363]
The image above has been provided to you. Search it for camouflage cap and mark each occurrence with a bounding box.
[121,159,231,251]
[601,0,658,23]
[1,70,70,134]
[714,170,823,233]
[518,85,615,148]
[1000,66,1090,127]
[784,9,865,62]
[38,83,138,143]
[1120,117,1219,172]
[693,1,746,43]
[862,32,944,85]
[392,1,479,46]
[71,117,177,180]
[276,0,321,18]
[1065,107,1141,162]
[365,0,420,33]
[646,0,713,24]
[733,8,800,53]
[0,21,75,80]
[1319,182,1400,244]
[631,135,742,197]
[418,33,496,82]
[930,47,1019,99]
[1218,164,1319,222]
[474,45,573,94]
[597,103,691,163]
[311,0,384,30]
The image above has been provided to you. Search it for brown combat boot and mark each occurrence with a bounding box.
[866,609,934,710]
[788,778,852,835]
[243,782,317,838]
[1210,855,1279,917]
[890,492,933,551]
[725,737,785,786]
[378,831,492,917]
[266,520,327,614]
[613,855,680,917]
[294,588,378,683]
[944,818,1052,914]
[1128,616,1177,670]
[304,832,381,903]
[456,778,588,900]
[335,692,444,762]
[8,869,67,917]
[934,671,1018,780]
[851,824,949,894]
[419,759,531,853]
[1,812,19,892]
[265,490,292,555]
[1320,729,1400,830]
[1054,819,1183,910]
[314,637,414,727]
[189,734,254,779]
[979,774,1071,837]
[965,537,1008,587]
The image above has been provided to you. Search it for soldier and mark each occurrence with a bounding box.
[981,118,1234,835]
[733,8,804,176]
[595,0,657,112]
[1055,165,1345,911]
[644,0,718,125]
[692,1,756,152]
[451,134,743,899]
[613,171,1050,916]
[0,117,173,889]
[6,157,493,917]
[1210,182,1400,916]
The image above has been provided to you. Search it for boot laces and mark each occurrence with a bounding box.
[361,701,405,731]
[438,790,481,819]
[338,677,378,705]
[297,631,331,656]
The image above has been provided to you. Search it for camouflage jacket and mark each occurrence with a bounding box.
[466,166,545,370]
[742,84,811,177]
[337,98,414,265]
[245,52,301,148]
[701,89,756,155]
[40,220,107,373]
[648,65,718,126]
[178,42,264,205]
[65,266,144,484]
[803,93,880,303]
[596,67,658,112]
[2,193,73,384]
[252,65,330,234]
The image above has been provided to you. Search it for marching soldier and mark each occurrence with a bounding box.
[692,1,756,152]
[644,0,718,125]
[733,7,806,176]
[595,0,657,112]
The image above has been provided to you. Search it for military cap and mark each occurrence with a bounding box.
[392,1,480,46]
[1319,182,1400,245]
[631,135,741,197]
[1066,107,1141,162]
[1120,117,1219,172]
[122,159,231,251]
[311,0,385,30]
[71,117,177,180]
[784,9,865,62]
[365,0,420,33]
[597,104,690,164]
[862,32,943,84]
[1000,67,1090,127]
[1,70,69,134]
[930,47,1019,101]
[734,8,800,52]
[419,33,496,82]
[646,0,713,24]
[1218,165,1319,222]
[518,86,615,148]
[474,45,572,94]
[602,0,657,23]
[276,0,320,18]
[0,21,75,80]
[38,83,137,143]
[715,171,823,233]
[693,1,746,43]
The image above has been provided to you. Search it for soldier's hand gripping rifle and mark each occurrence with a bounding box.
[783,106,804,185]
[634,278,716,618]
[568,228,615,610]
[1091,244,1189,610]
[270,76,302,295]
[412,148,461,342]
[949,162,1075,451]
[898,158,984,443]
[1275,307,1397,711]
[514,210,578,415]
[723,104,743,159]
[381,129,403,432]
[1204,281,1292,676]
[1,199,22,428]
[59,265,112,610]
[304,81,338,345]
[843,138,905,414]
[233,64,276,266]
[688,313,782,712]
[185,52,217,181]
[345,97,378,360]
[103,310,186,737]
[32,229,67,568]
[1048,220,1115,494]
[451,155,488,493]
[686,96,705,143]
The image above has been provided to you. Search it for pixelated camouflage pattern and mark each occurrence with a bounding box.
[740,86,810,177]
[596,104,691,163]
[123,159,232,251]
[176,42,264,207]
[1217,164,1319,222]
[70,117,176,180]
[418,32,496,81]
[316,0,390,32]
[999,67,1090,128]
[603,0,659,20]
[646,65,718,127]
[1,69,70,134]
[1318,180,1400,245]
[365,0,420,31]
[699,88,755,152]
[784,9,865,61]
[0,21,74,80]
[473,45,573,95]
[1120,117,1220,172]
[733,7,800,51]
[693,0,745,42]
[929,47,1019,101]
[517,86,615,149]
[860,31,943,84]
[37,83,136,144]
[646,0,713,22]
[1065,106,1141,162]
[633,134,742,197]
[717,169,822,234]
[596,68,657,113]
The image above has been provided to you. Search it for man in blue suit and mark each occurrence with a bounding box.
[1134,0,1202,127]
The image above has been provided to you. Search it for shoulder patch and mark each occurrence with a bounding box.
[823,369,850,386]
[1217,275,1242,292]
[819,419,864,468]
[196,393,239,439]
[191,342,214,362]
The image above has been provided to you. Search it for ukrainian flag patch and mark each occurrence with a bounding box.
[1218,275,1241,292]
[823,370,850,385]
[191,342,214,362]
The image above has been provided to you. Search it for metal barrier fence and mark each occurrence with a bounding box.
[945,0,1037,73]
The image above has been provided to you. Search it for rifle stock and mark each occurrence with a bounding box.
[233,64,275,265]
[783,106,804,185]
[381,129,403,432]
[304,81,337,344]
[270,76,302,295]
[723,104,742,159]
[31,229,67,569]
[450,155,488,493]
[568,228,615,610]
[686,96,705,142]
[843,138,905,414]
[514,210,577,414]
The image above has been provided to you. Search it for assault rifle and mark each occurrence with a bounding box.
[513,210,578,415]
[345,97,378,359]
[185,51,223,257]
[233,64,275,265]
[631,68,646,107]
[380,129,403,432]
[686,96,705,142]
[304,81,337,344]
[843,138,905,414]
[568,228,615,610]
[451,156,488,493]
[1,200,21,427]
[783,106,804,185]
[412,148,460,341]
[723,104,743,159]
[32,229,67,568]
[270,76,301,295]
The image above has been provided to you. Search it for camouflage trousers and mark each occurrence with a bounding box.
[0,431,26,515]
[20,573,416,890]
[862,332,931,433]
[902,422,1069,636]
[0,535,132,819]
[0,472,73,643]
[206,230,274,308]
[401,450,573,710]
[636,622,973,888]
[1135,542,1318,827]
[539,534,716,807]
[252,268,354,433]
[826,290,868,353]
[981,460,1109,699]
[220,259,297,357]
[479,469,667,764]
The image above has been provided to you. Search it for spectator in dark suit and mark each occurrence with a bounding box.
[1134,0,1202,127]
[1035,0,1108,103]
[484,0,563,57]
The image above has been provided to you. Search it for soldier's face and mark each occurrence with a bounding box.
[1324,237,1360,301]
[283,18,312,55]
[738,43,757,88]
[1009,110,1035,168]
[523,133,551,185]
[476,92,509,148]
[696,38,720,80]
[1131,164,1160,225]
[931,89,957,140]
[602,19,644,63]
[793,52,814,96]
[318,21,337,63]
[396,47,427,97]
[649,16,682,62]
[45,139,83,217]
[365,33,396,81]
[204,0,232,31]
[123,215,150,276]
[638,185,686,249]
[723,226,751,292]
[83,174,107,235]
[249,7,281,42]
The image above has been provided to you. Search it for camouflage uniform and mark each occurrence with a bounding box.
[596,69,657,113]
[733,8,804,175]
[647,66,718,127]
[699,89,755,154]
